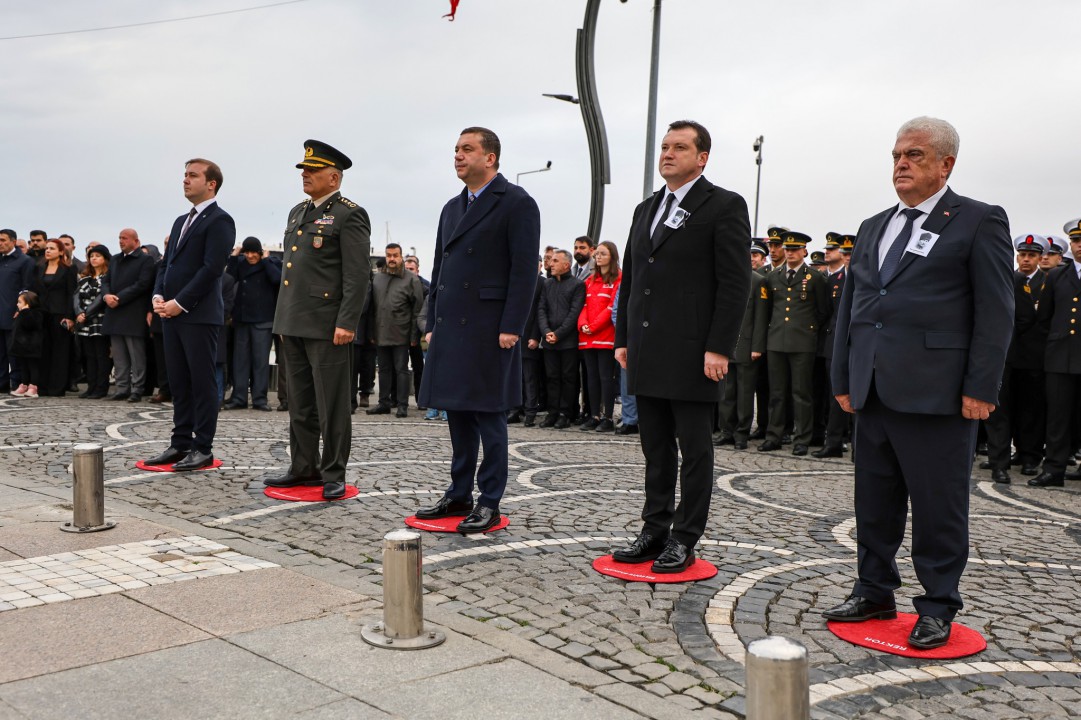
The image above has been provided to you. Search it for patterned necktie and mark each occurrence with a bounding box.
[879,208,923,284]
[467,192,476,208]
[176,207,198,250]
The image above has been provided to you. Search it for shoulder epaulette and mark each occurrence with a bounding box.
[336,196,359,209]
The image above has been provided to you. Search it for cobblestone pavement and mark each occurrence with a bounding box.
[4,394,1081,719]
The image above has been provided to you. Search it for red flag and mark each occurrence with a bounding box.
[443,0,460,21]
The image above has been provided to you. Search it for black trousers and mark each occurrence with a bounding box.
[151,331,170,396]
[163,322,220,453]
[281,335,352,484]
[1043,372,1081,475]
[985,363,1014,471]
[520,356,542,416]
[812,355,830,441]
[1011,367,1045,466]
[544,348,579,417]
[377,344,411,409]
[445,410,508,510]
[81,335,111,396]
[409,344,424,400]
[823,357,848,447]
[852,379,975,620]
[39,313,71,396]
[351,342,376,403]
[637,395,716,548]
[582,348,617,419]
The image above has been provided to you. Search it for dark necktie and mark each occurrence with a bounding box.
[787,269,795,283]
[176,207,198,249]
[650,193,676,246]
[467,192,476,209]
[879,208,922,284]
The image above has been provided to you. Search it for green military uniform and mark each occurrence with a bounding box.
[718,269,769,445]
[761,232,830,453]
[272,141,371,492]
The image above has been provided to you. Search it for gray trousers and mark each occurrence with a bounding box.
[111,334,146,394]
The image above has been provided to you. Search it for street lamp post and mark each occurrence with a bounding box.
[516,161,552,185]
[753,135,764,237]
[642,0,662,199]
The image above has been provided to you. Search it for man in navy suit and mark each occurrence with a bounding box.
[148,158,236,471]
[416,127,540,533]
[612,120,751,573]
[823,117,1013,649]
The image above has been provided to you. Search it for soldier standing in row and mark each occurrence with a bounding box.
[759,231,829,456]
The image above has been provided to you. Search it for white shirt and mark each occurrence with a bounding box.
[877,184,949,268]
[649,175,702,236]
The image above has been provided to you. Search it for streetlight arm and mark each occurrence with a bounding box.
[516,162,553,185]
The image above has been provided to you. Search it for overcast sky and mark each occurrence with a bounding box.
[3,0,1079,270]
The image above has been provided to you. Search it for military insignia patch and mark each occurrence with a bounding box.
[760,286,768,299]
[1024,285,1032,294]
[314,216,335,225]
[313,237,323,249]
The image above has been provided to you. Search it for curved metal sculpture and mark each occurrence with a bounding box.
[576,0,611,240]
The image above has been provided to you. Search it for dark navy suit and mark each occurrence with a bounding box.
[155,201,236,453]
[832,187,1013,620]
[418,173,539,510]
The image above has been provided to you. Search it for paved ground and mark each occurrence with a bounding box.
[2,392,1080,719]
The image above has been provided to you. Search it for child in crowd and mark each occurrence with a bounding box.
[10,291,44,398]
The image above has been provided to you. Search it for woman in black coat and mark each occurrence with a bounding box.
[74,245,112,398]
[33,239,76,396]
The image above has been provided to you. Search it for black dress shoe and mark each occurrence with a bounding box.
[457,506,499,533]
[733,441,748,450]
[522,415,536,427]
[540,413,558,428]
[781,433,793,444]
[713,434,735,446]
[366,404,391,415]
[821,595,897,622]
[253,404,272,412]
[107,392,131,401]
[580,417,600,431]
[908,615,951,649]
[277,402,289,412]
[507,411,522,424]
[553,415,570,430]
[749,428,766,440]
[791,444,808,456]
[1021,464,1040,476]
[127,394,142,403]
[612,531,669,563]
[615,423,638,435]
[758,440,782,452]
[78,390,92,399]
[976,442,988,455]
[395,406,408,418]
[149,393,171,404]
[145,447,187,466]
[1028,472,1064,487]
[978,460,992,470]
[263,473,322,487]
[812,445,844,458]
[222,402,246,410]
[357,394,370,408]
[991,468,1011,484]
[322,480,347,500]
[595,418,615,432]
[1067,468,1081,481]
[415,496,474,519]
[651,538,694,574]
[172,450,214,472]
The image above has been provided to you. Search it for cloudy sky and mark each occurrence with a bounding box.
[3,0,1079,269]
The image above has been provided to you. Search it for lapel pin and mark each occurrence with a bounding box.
[943,211,950,216]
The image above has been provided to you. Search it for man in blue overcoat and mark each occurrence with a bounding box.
[416,127,540,533]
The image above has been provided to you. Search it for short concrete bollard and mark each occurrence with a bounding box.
[60,443,116,533]
[745,636,809,720]
[361,529,445,650]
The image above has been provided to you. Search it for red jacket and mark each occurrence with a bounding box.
[578,271,621,349]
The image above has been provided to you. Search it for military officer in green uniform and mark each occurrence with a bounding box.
[758,231,830,456]
[717,240,770,449]
[264,140,371,500]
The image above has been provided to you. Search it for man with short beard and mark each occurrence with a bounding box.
[26,231,46,265]
[571,236,594,280]
[366,242,424,418]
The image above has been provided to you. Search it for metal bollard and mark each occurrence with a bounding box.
[360,529,445,650]
[745,636,809,720]
[60,443,116,533]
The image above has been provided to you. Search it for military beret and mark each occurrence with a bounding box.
[782,231,812,249]
[1014,234,1048,254]
[1047,235,1068,255]
[750,238,768,255]
[810,250,826,265]
[296,139,353,170]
